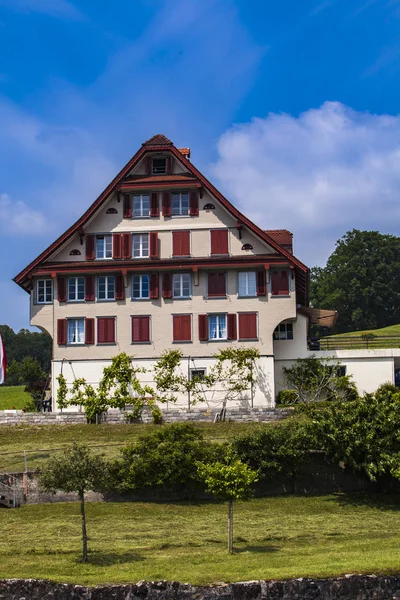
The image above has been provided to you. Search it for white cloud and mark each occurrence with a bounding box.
[0,193,52,235]
[211,101,400,267]
[0,0,83,20]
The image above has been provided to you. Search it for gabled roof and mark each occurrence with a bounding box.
[265,229,293,246]
[14,135,309,303]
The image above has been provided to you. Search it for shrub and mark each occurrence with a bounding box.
[276,389,298,405]
[112,422,225,498]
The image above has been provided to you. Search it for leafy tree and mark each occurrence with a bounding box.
[310,229,400,333]
[197,450,258,553]
[0,325,51,373]
[282,355,358,403]
[113,423,223,499]
[38,443,108,562]
[5,357,46,387]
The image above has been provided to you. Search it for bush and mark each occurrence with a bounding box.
[276,389,298,405]
[111,422,226,498]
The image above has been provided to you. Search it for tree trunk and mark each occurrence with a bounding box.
[79,491,88,563]
[228,499,233,554]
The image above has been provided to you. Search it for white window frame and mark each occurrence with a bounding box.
[67,277,85,302]
[36,279,53,304]
[152,157,166,174]
[172,192,190,216]
[132,233,149,258]
[97,275,115,301]
[132,274,150,300]
[190,368,206,381]
[208,314,227,341]
[133,194,150,218]
[67,318,85,345]
[96,235,112,259]
[273,323,294,341]
[172,273,192,298]
[238,271,257,297]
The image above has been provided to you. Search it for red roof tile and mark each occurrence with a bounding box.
[142,134,173,147]
[264,229,293,246]
[124,173,196,184]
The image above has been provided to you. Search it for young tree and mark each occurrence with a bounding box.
[38,443,108,562]
[197,451,258,553]
[310,229,400,333]
[282,355,358,403]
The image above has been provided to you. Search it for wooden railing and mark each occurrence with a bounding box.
[309,335,400,351]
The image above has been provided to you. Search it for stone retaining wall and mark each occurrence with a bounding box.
[1,575,400,600]
[0,407,291,426]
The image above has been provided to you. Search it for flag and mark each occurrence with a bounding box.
[0,333,6,385]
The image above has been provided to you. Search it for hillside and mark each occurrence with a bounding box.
[0,386,31,410]
[320,324,400,350]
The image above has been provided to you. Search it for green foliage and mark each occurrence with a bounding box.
[282,355,358,403]
[5,357,46,387]
[113,423,224,498]
[310,229,400,333]
[197,450,258,501]
[297,388,400,482]
[56,373,69,410]
[231,417,313,480]
[0,324,51,374]
[276,389,298,405]
[153,349,189,403]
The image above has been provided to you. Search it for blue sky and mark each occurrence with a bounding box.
[1,0,400,331]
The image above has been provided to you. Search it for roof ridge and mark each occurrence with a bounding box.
[142,134,173,147]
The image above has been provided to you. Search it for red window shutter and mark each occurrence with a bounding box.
[112,233,122,259]
[85,275,95,301]
[115,274,125,300]
[57,319,66,345]
[150,192,159,217]
[57,277,66,302]
[149,231,159,258]
[256,270,266,296]
[132,316,150,343]
[172,231,190,256]
[272,270,289,296]
[166,156,172,174]
[198,314,208,341]
[162,191,171,217]
[173,315,191,342]
[210,229,229,255]
[207,272,226,297]
[85,234,95,260]
[162,273,172,299]
[123,194,132,219]
[145,156,152,175]
[122,233,131,259]
[98,317,115,344]
[150,272,159,299]
[239,313,257,340]
[189,190,199,216]
[227,314,237,340]
[85,318,95,345]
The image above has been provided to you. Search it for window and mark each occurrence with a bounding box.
[210,229,229,255]
[238,313,258,340]
[67,319,85,344]
[207,272,226,297]
[238,272,257,297]
[152,158,166,174]
[273,323,293,340]
[96,235,112,259]
[132,233,149,258]
[36,279,52,304]
[132,316,150,343]
[271,270,290,296]
[173,273,191,298]
[67,277,85,301]
[133,194,150,218]
[209,314,227,340]
[97,276,115,301]
[172,230,190,256]
[97,317,116,344]
[173,315,192,342]
[190,369,206,381]
[172,192,189,216]
[132,274,150,299]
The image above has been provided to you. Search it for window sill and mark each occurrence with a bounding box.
[271,294,291,298]
[172,340,193,344]
[95,257,113,260]
[132,216,151,219]
[171,214,191,218]
[96,342,117,346]
[131,341,152,344]
[66,300,86,303]
[237,295,258,299]
[172,296,192,300]
[34,302,53,306]
[66,343,86,347]
[206,295,228,299]
[206,338,228,342]
[131,298,151,301]
[238,338,259,342]
[97,298,116,302]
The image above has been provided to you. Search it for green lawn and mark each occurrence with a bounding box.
[1,494,400,585]
[0,422,268,473]
[320,323,400,349]
[0,385,31,410]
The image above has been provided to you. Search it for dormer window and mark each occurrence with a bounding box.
[152,158,166,174]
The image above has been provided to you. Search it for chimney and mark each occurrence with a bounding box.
[178,147,191,160]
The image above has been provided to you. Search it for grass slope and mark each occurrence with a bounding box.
[0,422,268,472]
[1,494,400,585]
[328,324,400,338]
[320,323,400,349]
[0,386,31,410]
